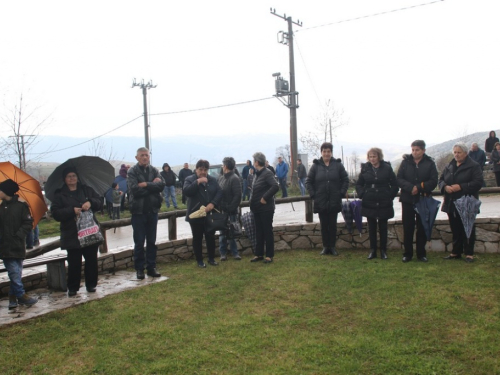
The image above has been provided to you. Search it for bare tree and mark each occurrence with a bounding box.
[0,92,53,171]
[275,144,292,166]
[435,152,454,175]
[87,139,123,163]
[350,151,359,178]
[300,100,348,159]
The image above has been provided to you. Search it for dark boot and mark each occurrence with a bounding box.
[17,294,38,307]
[367,250,377,260]
[380,250,388,260]
[330,247,339,256]
[8,295,18,310]
[320,247,331,255]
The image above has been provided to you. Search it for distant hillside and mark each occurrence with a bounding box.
[425,129,500,159]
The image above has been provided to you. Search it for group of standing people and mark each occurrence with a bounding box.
[306,139,483,264]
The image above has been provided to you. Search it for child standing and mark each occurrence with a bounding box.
[0,179,38,309]
[111,182,123,220]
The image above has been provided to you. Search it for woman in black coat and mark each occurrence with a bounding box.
[356,148,399,260]
[439,142,483,263]
[490,142,500,186]
[485,130,499,153]
[51,167,103,296]
[184,159,222,268]
[249,152,279,263]
[306,142,349,256]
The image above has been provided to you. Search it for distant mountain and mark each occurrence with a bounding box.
[425,129,499,158]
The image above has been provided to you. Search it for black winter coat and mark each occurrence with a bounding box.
[438,156,483,213]
[491,150,500,172]
[217,171,242,215]
[249,167,279,214]
[397,154,438,204]
[127,163,165,214]
[0,196,33,259]
[51,183,103,250]
[160,169,177,187]
[355,161,399,219]
[184,173,222,222]
[485,135,499,153]
[306,158,349,214]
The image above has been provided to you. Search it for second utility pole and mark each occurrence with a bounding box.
[132,79,157,150]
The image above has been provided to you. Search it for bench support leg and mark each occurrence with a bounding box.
[47,261,67,291]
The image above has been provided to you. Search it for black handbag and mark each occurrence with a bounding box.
[227,216,243,239]
[205,210,229,233]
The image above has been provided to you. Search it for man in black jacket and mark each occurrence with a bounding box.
[127,147,165,279]
[397,140,438,263]
[178,163,193,204]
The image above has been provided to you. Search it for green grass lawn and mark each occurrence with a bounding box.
[1,250,500,374]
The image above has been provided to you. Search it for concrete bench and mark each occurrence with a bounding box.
[0,254,67,291]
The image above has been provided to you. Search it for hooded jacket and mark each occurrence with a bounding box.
[249,167,279,214]
[217,171,242,215]
[438,156,483,213]
[51,183,103,250]
[184,173,222,222]
[160,164,177,187]
[397,153,438,204]
[0,195,33,259]
[355,161,399,219]
[127,163,165,215]
[485,132,499,153]
[306,157,349,214]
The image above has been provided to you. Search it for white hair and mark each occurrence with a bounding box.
[453,141,468,154]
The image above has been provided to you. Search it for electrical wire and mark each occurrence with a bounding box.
[294,35,324,109]
[297,0,444,32]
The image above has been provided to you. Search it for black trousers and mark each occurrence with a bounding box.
[66,245,99,292]
[189,219,216,262]
[318,212,338,249]
[401,203,426,259]
[367,217,388,251]
[254,210,275,258]
[495,171,500,187]
[448,206,476,256]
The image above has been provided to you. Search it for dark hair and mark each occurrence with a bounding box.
[195,159,210,169]
[490,131,497,137]
[223,157,235,170]
[366,147,384,161]
[411,140,426,150]
[112,182,118,189]
[494,142,500,149]
[297,158,302,162]
[320,142,333,152]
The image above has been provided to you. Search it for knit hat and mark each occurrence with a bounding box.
[0,179,20,196]
[62,166,78,180]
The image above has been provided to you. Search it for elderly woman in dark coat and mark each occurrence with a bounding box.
[306,142,349,256]
[217,157,242,261]
[184,159,222,268]
[439,142,484,263]
[249,152,279,263]
[51,167,103,296]
[356,148,399,260]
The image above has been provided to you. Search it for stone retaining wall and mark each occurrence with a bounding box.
[1,218,499,296]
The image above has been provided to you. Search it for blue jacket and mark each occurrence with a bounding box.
[275,161,289,179]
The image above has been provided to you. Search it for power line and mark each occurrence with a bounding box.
[149,96,274,116]
[297,0,444,32]
[294,36,323,109]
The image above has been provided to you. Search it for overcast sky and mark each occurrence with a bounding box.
[1,0,499,163]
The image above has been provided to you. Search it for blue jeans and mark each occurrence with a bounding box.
[163,185,178,208]
[3,258,25,297]
[299,178,306,196]
[278,177,288,198]
[132,213,159,271]
[219,214,239,257]
[26,225,39,248]
[242,179,249,200]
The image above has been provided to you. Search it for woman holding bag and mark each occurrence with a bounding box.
[184,160,222,268]
[51,167,103,296]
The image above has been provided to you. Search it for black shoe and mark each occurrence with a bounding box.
[86,287,97,293]
[464,257,474,263]
[208,259,219,266]
[418,257,429,263]
[250,256,264,262]
[320,248,330,255]
[68,290,77,297]
[443,254,462,260]
[331,248,339,256]
[197,261,206,268]
[136,270,145,280]
[402,256,411,263]
[367,250,377,260]
[380,251,388,260]
[147,268,161,277]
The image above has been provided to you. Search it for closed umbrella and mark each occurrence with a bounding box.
[0,162,47,227]
[44,156,115,202]
[414,196,441,241]
[350,199,363,235]
[453,195,481,240]
[341,199,353,234]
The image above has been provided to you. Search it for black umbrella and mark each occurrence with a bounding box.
[414,196,441,241]
[45,156,115,202]
[453,195,481,240]
[341,199,353,234]
[350,199,363,235]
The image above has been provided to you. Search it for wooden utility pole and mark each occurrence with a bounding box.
[271,9,302,186]
[132,79,157,150]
